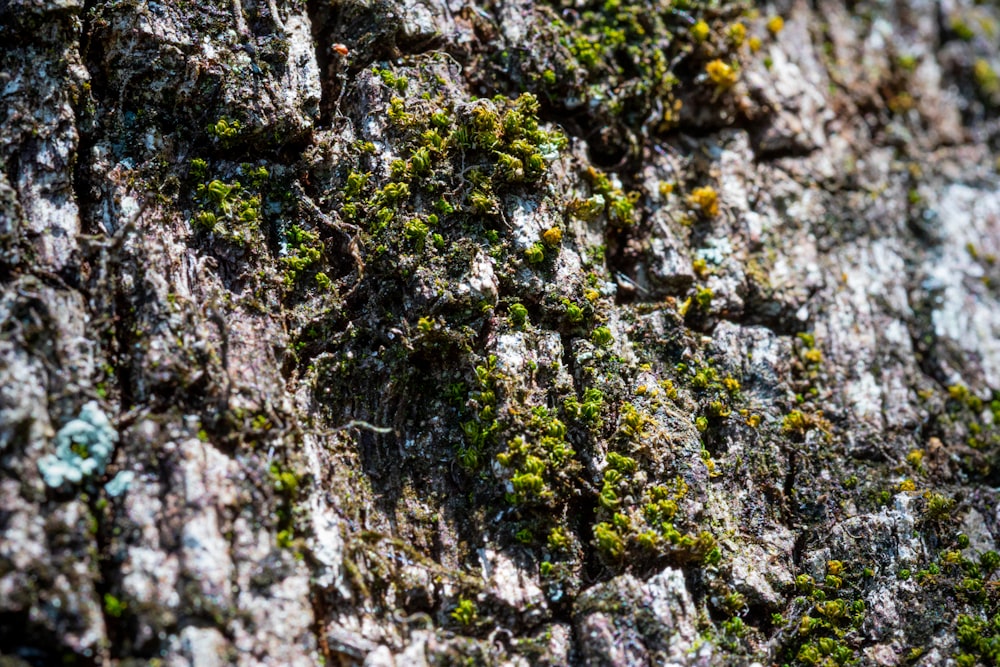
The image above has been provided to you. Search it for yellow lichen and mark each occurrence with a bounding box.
[705,59,739,90]
[975,59,1000,98]
[660,98,683,129]
[692,20,710,42]
[727,23,746,47]
[542,226,563,246]
[688,186,720,217]
[767,15,784,36]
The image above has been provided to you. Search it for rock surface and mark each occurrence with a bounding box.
[1,0,999,665]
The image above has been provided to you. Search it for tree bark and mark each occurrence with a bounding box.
[1,0,999,665]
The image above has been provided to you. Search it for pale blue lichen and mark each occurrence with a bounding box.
[38,401,118,488]
[104,470,135,497]
[695,237,733,266]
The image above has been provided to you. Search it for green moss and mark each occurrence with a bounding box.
[974,59,1000,101]
[951,17,976,41]
[591,326,613,346]
[606,451,637,474]
[525,242,546,264]
[955,613,1000,665]
[520,0,749,140]
[508,302,529,326]
[694,287,714,310]
[188,161,272,249]
[206,117,241,147]
[103,593,127,618]
[277,529,294,548]
[562,299,585,324]
[450,598,477,627]
[281,225,323,285]
[344,171,368,199]
[190,157,208,181]
[923,492,956,520]
[564,387,604,427]
[594,521,625,560]
[582,166,640,226]
[457,355,501,471]
[547,526,571,553]
[783,409,831,438]
[269,462,300,496]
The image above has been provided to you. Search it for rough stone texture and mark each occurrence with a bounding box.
[1,0,1000,665]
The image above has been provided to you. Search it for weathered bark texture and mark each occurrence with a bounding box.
[1,0,999,665]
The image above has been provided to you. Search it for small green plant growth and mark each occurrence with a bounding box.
[531,0,748,137]
[594,521,626,560]
[277,529,295,549]
[508,302,529,327]
[974,59,1000,103]
[269,461,300,551]
[515,527,534,543]
[495,405,578,509]
[782,409,831,440]
[189,158,208,181]
[206,117,241,147]
[950,17,976,42]
[450,598,478,627]
[593,413,716,569]
[458,355,502,471]
[336,72,567,288]
[618,402,649,439]
[922,491,955,522]
[281,225,323,286]
[779,560,868,666]
[678,285,715,324]
[954,607,1000,666]
[525,242,546,264]
[938,384,1000,469]
[591,326,613,346]
[673,359,743,436]
[695,287,714,311]
[719,597,748,650]
[547,526,572,553]
[564,387,604,428]
[269,461,300,497]
[191,164,269,247]
[564,299,586,325]
[579,166,640,227]
[103,593,127,618]
[374,66,410,93]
